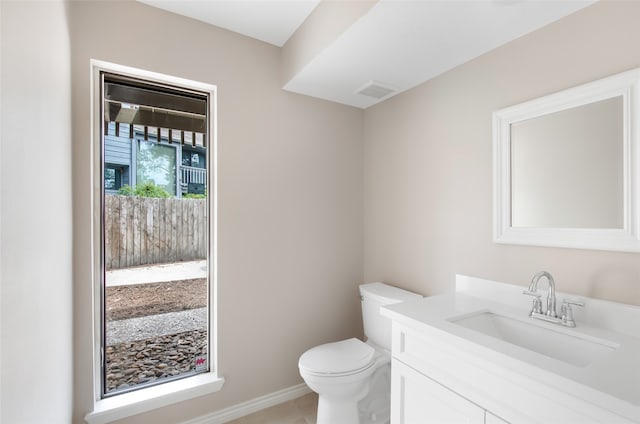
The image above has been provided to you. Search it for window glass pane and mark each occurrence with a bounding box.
[102,74,209,397]
[105,168,117,190]
[136,141,177,196]
[105,165,124,190]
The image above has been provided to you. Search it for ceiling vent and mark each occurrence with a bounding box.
[356,81,396,99]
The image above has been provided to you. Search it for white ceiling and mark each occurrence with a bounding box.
[137,0,321,47]
[138,0,596,109]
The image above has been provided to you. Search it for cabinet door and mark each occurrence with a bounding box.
[391,359,484,424]
[486,412,510,424]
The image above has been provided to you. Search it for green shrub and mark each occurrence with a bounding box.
[118,182,171,198]
[117,184,135,196]
[183,192,207,199]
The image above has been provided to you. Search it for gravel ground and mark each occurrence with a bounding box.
[105,278,208,392]
[106,307,207,345]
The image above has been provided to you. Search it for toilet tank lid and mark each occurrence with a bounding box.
[359,282,422,304]
[298,338,374,375]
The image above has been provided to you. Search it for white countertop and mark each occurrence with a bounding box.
[381,275,640,422]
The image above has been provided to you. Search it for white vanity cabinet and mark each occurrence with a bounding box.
[391,358,485,424]
[388,321,635,424]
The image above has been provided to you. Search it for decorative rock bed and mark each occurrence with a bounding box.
[104,278,208,393]
[105,329,208,392]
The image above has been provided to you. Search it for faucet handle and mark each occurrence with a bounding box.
[562,299,585,308]
[560,299,584,327]
[523,290,543,315]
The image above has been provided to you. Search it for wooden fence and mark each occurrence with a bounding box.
[105,195,207,270]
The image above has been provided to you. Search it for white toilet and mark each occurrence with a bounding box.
[298,282,422,424]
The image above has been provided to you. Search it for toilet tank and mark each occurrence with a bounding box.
[360,282,422,350]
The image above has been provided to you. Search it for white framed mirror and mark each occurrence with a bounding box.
[493,68,640,252]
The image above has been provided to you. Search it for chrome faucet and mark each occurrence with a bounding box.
[523,271,584,327]
[524,271,557,318]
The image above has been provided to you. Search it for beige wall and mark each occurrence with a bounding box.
[363,1,640,304]
[0,1,73,422]
[69,1,364,423]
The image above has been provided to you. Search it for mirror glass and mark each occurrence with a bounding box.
[510,96,624,229]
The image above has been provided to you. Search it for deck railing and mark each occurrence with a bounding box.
[181,165,206,186]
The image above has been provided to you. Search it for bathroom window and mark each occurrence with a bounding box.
[91,61,222,413]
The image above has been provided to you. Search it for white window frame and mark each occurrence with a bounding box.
[86,60,223,424]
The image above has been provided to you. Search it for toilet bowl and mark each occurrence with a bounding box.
[299,338,384,424]
[298,283,422,424]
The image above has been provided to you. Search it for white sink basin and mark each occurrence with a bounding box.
[449,311,619,367]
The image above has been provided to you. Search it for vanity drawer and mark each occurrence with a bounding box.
[392,321,456,377]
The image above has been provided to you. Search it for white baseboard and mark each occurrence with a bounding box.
[180,383,312,424]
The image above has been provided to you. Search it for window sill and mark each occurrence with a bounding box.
[85,373,225,424]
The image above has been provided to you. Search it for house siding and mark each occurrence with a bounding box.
[104,135,132,166]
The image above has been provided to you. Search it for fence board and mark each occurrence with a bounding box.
[154,199,159,264]
[104,195,207,270]
[143,201,151,265]
[119,198,127,268]
[200,200,206,258]
[133,198,141,268]
[105,198,112,269]
[167,199,174,263]
[158,198,164,257]
[185,200,191,260]
[180,200,187,261]
[111,196,121,269]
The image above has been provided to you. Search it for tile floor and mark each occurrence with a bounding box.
[226,392,318,424]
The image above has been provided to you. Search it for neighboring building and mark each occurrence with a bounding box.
[104,121,206,197]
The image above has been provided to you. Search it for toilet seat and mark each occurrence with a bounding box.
[299,338,375,377]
